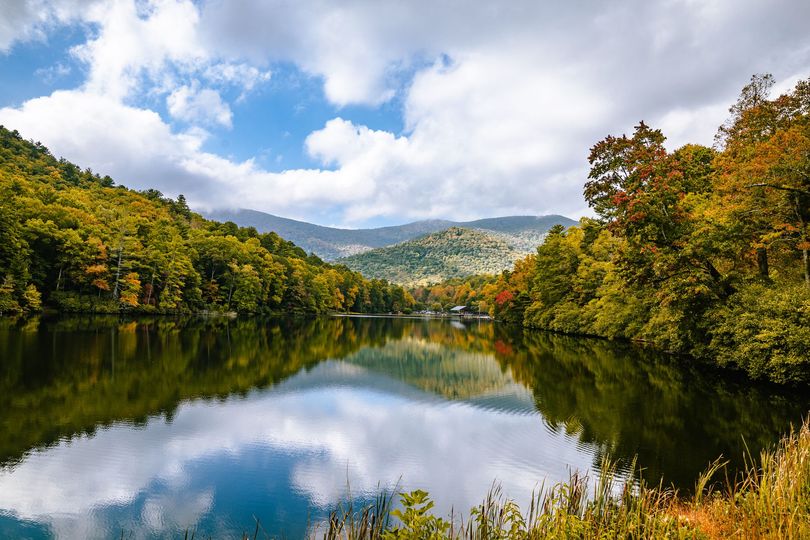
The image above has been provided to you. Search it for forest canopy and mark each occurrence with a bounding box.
[413,75,810,385]
[0,126,414,316]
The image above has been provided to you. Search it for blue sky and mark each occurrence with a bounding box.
[0,25,85,108]
[0,0,809,228]
[0,22,408,210]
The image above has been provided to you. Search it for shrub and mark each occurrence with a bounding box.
[708,282,810,384]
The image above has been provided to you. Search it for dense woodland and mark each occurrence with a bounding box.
[339,226,524,286]
[415,75,810,384]
[0,127,414,316]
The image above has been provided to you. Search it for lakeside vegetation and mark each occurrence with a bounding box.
[412,75,810,385]
[321,419,810,540]
[0,126,415,316]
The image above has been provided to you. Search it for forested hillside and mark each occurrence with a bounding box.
[338,227,524,286]
[0,127,414,315]
[416,75,810,385]
[208,208,576,260]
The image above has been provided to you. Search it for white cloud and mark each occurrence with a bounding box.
[167,83,232,127]
[0,0,99,52]
[34,61,71,84]
[202,62,271,99]
[0,89,375,219]
[657,103,730,151]
[197,0,409,106]
[0,0,50,52]
[1,0,810,225]
[294,49,614,222]
[71,0,205,99]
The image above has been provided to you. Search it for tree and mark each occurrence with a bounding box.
[713,76,810,286]
[83,236,110,295]
[0,276,19,314]
[715,73,777,149]
[230,263,262,312]
[584,121,669,225]
[119,273,141,307]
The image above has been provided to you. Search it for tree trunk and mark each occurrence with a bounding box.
[705,259,734,298]
[145,271,155,305]
[756,247,770,279]
[56,265,63,291]
[112,246,123,299]
[795,192,810,288]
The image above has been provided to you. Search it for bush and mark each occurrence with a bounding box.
[22,284,42,312]
[708,283,810,384]
[50,291,120,314]
[0,278,20,315]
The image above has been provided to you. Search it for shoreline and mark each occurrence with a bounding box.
[5,309,806,389]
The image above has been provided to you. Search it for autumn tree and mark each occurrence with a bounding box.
[714,76,810,286]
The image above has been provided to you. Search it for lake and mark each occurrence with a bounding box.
[0,315,807,538]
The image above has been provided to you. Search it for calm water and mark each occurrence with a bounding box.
[0,315,807,538]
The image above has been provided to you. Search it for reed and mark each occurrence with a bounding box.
[314,490,396,540]
[678,419,810,539]
[316,419,810,539]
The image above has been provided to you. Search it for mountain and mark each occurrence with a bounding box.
[0,126,413,316]
[204,208,577,260]
[335,227,527,286]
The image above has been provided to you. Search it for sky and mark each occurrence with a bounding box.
[0,0,809,228]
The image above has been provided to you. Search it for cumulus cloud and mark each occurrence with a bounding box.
[71,0,205,99]
[0,0,98,52]
[0,89,375,219]
[0,0,51,52]
[202,62,271,100]
[167,83,232,127]
[1,0,809,225]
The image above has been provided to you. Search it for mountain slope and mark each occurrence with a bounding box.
[0,126,412,315]
[205,208,577,260]
[336,227,525,286]
[204,209,454,259]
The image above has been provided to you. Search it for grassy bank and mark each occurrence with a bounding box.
[318,419,809,539]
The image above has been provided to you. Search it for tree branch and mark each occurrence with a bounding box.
[746,182,810,195]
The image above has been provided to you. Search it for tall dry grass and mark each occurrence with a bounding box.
[317,419,810,539]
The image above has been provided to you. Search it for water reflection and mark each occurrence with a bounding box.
[498,332,809,489]
[0,316,806,538]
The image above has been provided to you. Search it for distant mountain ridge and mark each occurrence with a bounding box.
[204,208,577,261]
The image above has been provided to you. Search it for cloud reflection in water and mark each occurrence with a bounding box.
[0,360,593,537]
